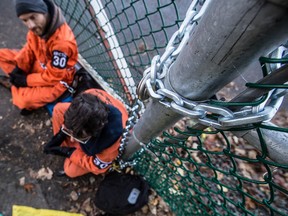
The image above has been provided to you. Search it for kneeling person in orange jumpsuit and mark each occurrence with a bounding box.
[44,89,128,178]
[0,0,78,115]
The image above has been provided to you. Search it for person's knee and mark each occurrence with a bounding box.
[12,94,33,109]
[63,159,90,178]
[53,103,67,117]
[64,166,81,178]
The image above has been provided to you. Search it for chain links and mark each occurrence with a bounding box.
[115,0,287,169]
[136,0,285,130]
[60,81,76,94]
[115,99,144,169]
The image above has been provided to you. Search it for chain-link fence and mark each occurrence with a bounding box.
[54,0,288,215]
[55,0,192,105]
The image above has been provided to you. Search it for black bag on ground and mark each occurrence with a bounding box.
[94,171,150,215]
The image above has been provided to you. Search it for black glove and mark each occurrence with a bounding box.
[10,66,26,76]
[44,130,67,153]
[10,73,27,87]
[9,66,26,87]
[45,146,76,158]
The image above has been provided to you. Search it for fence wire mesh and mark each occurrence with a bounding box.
[55,0,191,105]
[54,0,288,215]
[133,120,288,215]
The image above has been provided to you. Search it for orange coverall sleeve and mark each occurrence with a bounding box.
[14,36,35,73]
[68,138,121,175]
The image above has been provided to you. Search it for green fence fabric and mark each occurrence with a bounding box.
[134,123,288,215]
[54,1,288,215]
[54,0,191,105]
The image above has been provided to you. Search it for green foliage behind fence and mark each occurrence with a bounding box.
[55,0,288,215]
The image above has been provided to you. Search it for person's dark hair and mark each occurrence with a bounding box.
[64,93,109,138]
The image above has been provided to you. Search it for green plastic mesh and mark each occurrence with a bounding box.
[54,0,191,105]
[54,1,288,215]
[133,122,288,215]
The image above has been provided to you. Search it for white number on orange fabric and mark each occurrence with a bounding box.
[52,50,68,69]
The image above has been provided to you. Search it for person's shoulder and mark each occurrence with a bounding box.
[54,23,75,39]
[48,24,77,50]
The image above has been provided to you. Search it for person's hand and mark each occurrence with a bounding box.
[43,130,68,153]
[44,146,76,158]
[10,66,26,76]
[9,66,27,87]
[10,73,27,87]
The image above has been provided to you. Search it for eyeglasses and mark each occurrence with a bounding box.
[61,125,91,144]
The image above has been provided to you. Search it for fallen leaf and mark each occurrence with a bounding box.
[235,148,246,156]
[246,197,256,209]
[80,187,89,193]
[24,183,35,193]
[82,198,92,212]
[45,119,51,127]
[89,176,95,184]
[216,171,224,180]
[151,197,159,206]
[248,150,257,159]
[149,205,157,215]
[19,177,25,186]
[232,136,239,144]
[36,167,53,180]
[141,205,149,214]
[70,191,79,201]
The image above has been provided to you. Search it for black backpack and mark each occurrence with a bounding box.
[45,66,103,116]
[94,171,150,215]
[70,67,103,98]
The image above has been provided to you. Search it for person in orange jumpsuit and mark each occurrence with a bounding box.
[44,89,128,178]
[0,0,78,115]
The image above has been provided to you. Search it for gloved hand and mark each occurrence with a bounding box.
[43,130,68,153]
[10,73,27,87]
[10,66,26,76]
[45,146,76,158]
[9,66,27,87]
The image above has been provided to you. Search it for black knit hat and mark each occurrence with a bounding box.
[15,0,48,17]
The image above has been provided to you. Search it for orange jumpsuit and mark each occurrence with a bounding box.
[0,19,78,109]
[52,89,128,178]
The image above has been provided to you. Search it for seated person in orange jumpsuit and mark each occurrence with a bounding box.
[0,0,78,115]
[43,89,128,178]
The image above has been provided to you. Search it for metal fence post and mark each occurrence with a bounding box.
[123,0,288,159]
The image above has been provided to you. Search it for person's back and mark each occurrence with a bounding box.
[44,89,129,178]
[0,0,78,115]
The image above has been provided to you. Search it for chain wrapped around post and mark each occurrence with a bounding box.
[111,99,144,171]
[115,0,288,169]
[136,0,287,130]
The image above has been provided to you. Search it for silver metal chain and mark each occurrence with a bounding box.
[136,0,285,130]
[116,0,286,169]
[116,100,144,169]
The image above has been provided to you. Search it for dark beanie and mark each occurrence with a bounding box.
[15,0,48,17]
